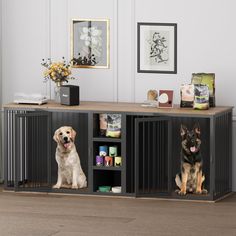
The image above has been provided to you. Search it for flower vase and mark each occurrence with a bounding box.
[54,82,62,103]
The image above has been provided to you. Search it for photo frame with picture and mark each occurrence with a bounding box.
[71,19,110,68]
[137,22,177,74]
[158,90,174,108]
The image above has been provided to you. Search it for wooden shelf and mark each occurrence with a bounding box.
[4,100,233,117]
[92,137,121,142]
[93,166,122,171]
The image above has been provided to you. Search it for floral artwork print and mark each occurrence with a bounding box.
[80,27,102,58]
[71,19,109,68]
[73,26,102,66]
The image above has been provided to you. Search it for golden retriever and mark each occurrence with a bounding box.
[53,126,87,189]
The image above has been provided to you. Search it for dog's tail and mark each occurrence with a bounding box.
[175,173,182,189]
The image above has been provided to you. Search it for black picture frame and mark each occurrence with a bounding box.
[137,22,177,74]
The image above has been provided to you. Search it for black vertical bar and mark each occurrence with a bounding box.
[47,112,52,188]
[228,112,232,192]
[22,116,25,188]
[9,111,12,186]
[15,116,20,190]
[160,121,163,191]
[168,119,172,193]
[210,117,215,200]
[132,116,135,193]
[26,114,29,188]
[157,121,160,191]
[134,119,139,196]
[4,110,8,188]
[147,121,150,193]
[142,122,145,194]
[153,122,156,192]
[32,116,35,187]
[88,112,94,193]
[121,113,126,194]
[35,115,38,187]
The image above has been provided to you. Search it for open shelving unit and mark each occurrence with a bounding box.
[89,112,125,195]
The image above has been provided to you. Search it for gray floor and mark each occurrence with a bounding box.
[0,190,236,236]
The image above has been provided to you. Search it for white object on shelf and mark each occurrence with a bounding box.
[13,93,48,105]
[141,100,158,107]
[111,186,121,193]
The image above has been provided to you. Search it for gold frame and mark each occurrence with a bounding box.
[71,18,110,69]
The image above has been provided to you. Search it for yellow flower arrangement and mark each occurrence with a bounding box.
[41,57,75,84]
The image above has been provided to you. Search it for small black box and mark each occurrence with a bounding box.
[60,85,80,106]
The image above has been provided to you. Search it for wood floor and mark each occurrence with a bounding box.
[0,190,236,236]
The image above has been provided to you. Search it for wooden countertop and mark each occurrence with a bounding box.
[3,101,233,117]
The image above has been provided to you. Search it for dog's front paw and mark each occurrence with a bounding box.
[178,190,187,196]
[72,184,78,189]
[52,184,61,189]
[202,189,208,194]
[195,189,202,194]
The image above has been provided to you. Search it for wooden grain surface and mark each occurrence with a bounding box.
[0,190,235,236]
[3,101,233,117]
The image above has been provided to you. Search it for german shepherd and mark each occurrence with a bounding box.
[175,124,207,195]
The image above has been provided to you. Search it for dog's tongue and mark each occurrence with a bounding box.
[190,146,196,152]
[64,143,70,149]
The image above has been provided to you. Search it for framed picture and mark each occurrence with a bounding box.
[137,23,177,74]
[71,19,110,68]
[158,90,174,108]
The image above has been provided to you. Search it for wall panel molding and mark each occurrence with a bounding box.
[113,0,118,102]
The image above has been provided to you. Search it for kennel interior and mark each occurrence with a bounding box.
[126,115,171,197]
[126,113,232,201]
[4,109,89,193]
[170,117,211,200]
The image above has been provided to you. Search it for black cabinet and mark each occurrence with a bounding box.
[3,102,233,201]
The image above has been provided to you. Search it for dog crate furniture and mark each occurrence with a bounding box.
[3,101,233,201]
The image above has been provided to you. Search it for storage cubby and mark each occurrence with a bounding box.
[91,112,124,194]
[93,170,121,194]
[92,142,122,167]
[92,113,122,139]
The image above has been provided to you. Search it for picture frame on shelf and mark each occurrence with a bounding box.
[158,90,174,108]
[71,18,110,68]
[137,22,177,74]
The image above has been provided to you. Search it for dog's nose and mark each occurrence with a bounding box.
[64,136,68,141]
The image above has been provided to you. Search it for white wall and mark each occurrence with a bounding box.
[1,0,236,189]
[0,0,3,182]
[1,0,50,102]
[134,0,236,110]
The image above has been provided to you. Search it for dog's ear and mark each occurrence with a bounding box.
[193,123,201,137]
[180,125,188,138]
[53,129,60,143]
[70,127,76,142]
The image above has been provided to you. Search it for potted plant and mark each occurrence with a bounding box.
[41,57,75,102]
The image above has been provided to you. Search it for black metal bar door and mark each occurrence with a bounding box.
[135,117,171,197]
[14,112,51,191]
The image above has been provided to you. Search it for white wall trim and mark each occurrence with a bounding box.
[131,0,136,102]
[0,0,3,183]
[45,0,52,99]
[113,0,118,102]
[0,0,2,108]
